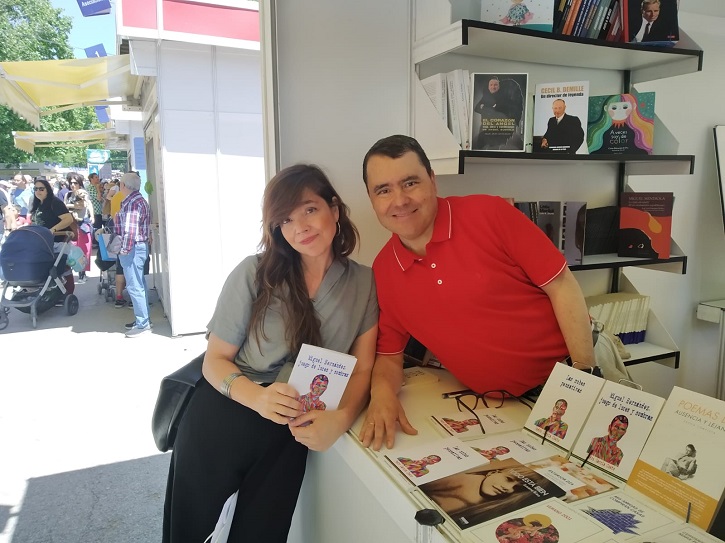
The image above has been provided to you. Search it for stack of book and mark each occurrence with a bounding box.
[585,292,650,344]
[420,69,472,150]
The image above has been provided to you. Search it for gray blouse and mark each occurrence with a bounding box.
[207,255,378,383]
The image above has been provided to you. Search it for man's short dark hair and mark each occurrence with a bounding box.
[362,135,432,186]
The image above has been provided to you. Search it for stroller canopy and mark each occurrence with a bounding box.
[1,225,57,283]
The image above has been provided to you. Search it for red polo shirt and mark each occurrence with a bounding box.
[372,195,569,395]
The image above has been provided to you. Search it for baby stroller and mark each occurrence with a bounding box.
[95,225,118,302]
[0,226,79,330]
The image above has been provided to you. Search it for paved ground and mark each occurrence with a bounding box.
[0,267,207,543]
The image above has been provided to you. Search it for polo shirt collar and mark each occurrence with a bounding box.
[391,197,452,271]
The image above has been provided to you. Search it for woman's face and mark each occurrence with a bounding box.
[33,183,48,202]
[606,101,633,121]
[480,470,520,497]
[280,188,339,263]
[70,180,80,192]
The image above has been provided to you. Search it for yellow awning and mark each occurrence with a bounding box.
[13,129,128,155]
[0,55,139,128]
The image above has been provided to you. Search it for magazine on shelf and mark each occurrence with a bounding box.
[618,191,674,260]
[587,92,655,155]
[533,81,590,154]
[628,387,725,533]
[467,497,605,542]
[385,436,487,486]
[287,343,356,413]
[570,489,680,540]
[419,458,567,530]
[480,0,554,32]
[470,72,527,152]
[627,0,679,44]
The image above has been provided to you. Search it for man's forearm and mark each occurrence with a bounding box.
[370,353,405,400]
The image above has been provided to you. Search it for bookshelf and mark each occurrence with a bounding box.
[412,16,703,368]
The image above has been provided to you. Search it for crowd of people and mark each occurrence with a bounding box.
[0,170,152,337]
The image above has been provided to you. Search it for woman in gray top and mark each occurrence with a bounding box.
[163,164,378,543]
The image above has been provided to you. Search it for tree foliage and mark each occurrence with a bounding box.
[0,0,105,167]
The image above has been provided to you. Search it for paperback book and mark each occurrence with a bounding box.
[618,191,674,260]
[466,431,560,465]
[385,436,486,486]
[628,387,725,534]
[627,0,679,44]
[587,92,655,154]
[470,72,527,151]
[480,0,554,32]
[419,458,567,530]
[633,523,725,543]
[430,406,524,441]
[287,343,357,413]
[514,200,587,265]
[467,497,605,542]
[527,455,618,503]
[533,81,590,154]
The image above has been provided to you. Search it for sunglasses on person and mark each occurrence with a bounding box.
[33,186,47,192]
[70,182,79,186]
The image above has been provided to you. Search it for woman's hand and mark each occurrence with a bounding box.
[249,382,302,424]
[289,409,348,451]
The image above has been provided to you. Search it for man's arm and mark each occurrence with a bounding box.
[359,352,417,450]
[541,267,595,368]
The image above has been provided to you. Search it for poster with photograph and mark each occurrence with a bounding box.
[470,73,527,152]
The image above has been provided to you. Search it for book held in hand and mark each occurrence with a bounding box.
[618,191,674,260]
[287,343,357,412]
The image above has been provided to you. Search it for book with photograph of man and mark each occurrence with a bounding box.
[628,387,725,536]
[627,0,679,45]
[533,81,590,155]
[419,458,567,530]
[470,73,528,152]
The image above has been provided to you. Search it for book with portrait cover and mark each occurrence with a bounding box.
[480,0,554,32]
[618,191,674,260]
[466,497,605,542]
[533,81,590,154]
[627,0,679,44]
[587,92,655,154]
[430,406,524,441]
[470,73,527,152]
[527,455,619,503]
[466,431,561,465]
[385,436,487,486]
[287,343,356,413]
[628,387,725,535]
[419,458,567,530]
[569,380,665,480]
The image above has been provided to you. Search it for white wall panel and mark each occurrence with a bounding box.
[216,49,263,113]
[159,43,214,112]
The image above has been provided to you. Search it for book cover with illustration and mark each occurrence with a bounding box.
[587,92,655,154]
[467,497,605,542]
[466,431,560,465]
[431,406,523,441]
[481,0,554,32]
[385,436,486,486]
[618,191,674,260]
[524,362,605,451]
[570,380,665,480]
[287,343,356,413]
[570,490,678,540]
[470,72,527,152]
[527,455,618,503]
[628,387,725,533]
[533,81,590,154]
[419,458,567,530]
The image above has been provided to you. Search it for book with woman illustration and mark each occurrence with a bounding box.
[287,343,357,412]
[419,458,567,530]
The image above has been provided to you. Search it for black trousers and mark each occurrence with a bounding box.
[163,378,308,543]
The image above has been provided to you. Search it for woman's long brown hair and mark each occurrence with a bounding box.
[249,164,358,355]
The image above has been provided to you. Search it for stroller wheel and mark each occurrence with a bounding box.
[0,311,8,331]
[65,294,79,316]
[97,283,103,295]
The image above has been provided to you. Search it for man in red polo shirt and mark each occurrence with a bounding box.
[360,135,595,451]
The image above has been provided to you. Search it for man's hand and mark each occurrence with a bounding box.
[289,409,348,452]
[359,390,417,451]
[541,137,549,148]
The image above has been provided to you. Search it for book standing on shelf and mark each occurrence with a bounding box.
[627,0,679,44]
[588,92,655,154]
[533,81,589,154]
[470,73,527,152]
[513,200,587,265]
[480,0,554,32]
[618,191,674,260]
[420,72,448,128]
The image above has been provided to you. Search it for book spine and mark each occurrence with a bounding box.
[456,69,470,150]
[553,0,569,33]
[556,0,574,34]
[573,0,594,37]
[563,0,583,35]
[605,6,621,41]
[589,0,611,39]
[620,0,629,43]
[597,0,617,40]
[446,72,461,147]
[580,0,602,37]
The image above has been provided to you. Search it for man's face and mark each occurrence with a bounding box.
[365,151,438,250]
[642,2,660,22]
[89,174,99,185]
[552,100,566,118]
[13,175,23,187]
[488,79,500,94]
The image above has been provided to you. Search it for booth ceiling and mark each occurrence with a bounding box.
[13,129,128,155]
[0,55,139,128]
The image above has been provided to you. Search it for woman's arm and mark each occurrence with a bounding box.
[289,324,378,451]
[203,332,302,424]
[49,212,74,233]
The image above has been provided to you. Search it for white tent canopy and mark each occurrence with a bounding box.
[13,129,128,154]
[0,55,139,128]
